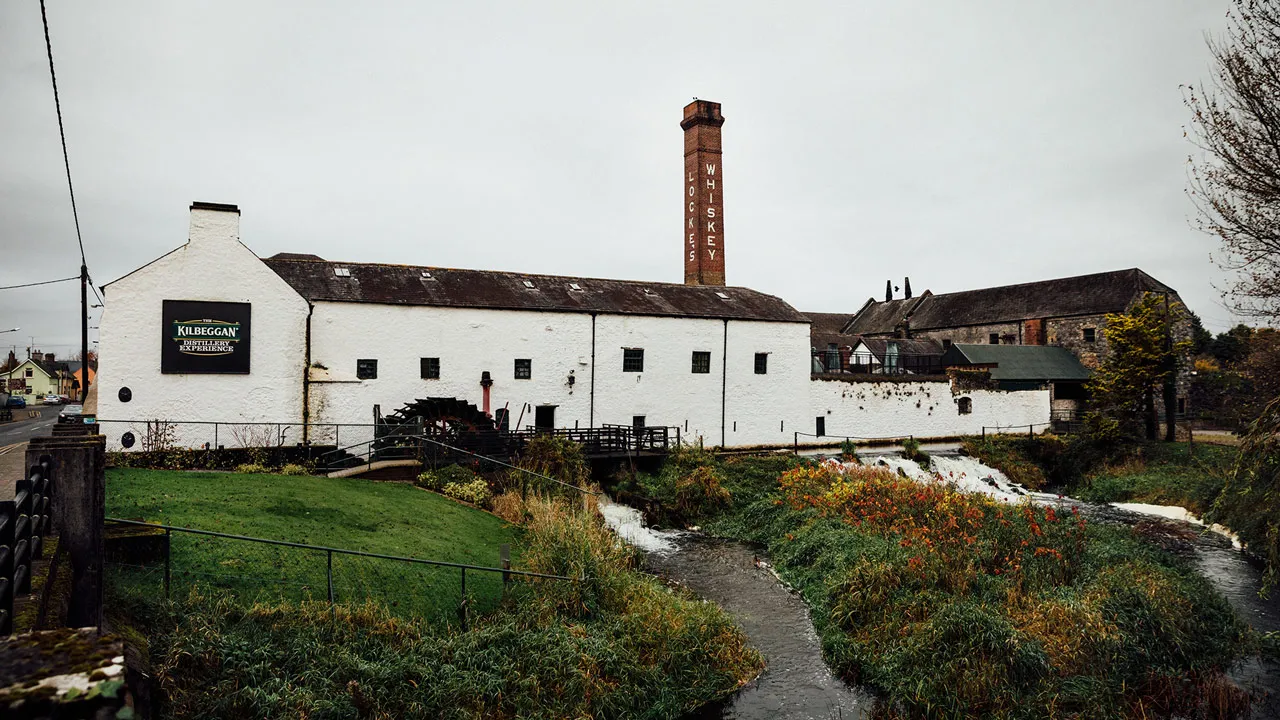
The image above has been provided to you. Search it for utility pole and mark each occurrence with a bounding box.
[80,263,89,403]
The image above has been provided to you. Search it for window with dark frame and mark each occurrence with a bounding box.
[1083,327,1096,343]
[958,397,973,415]
[623,348,644,372]
[754,352,768,374]
[691,351,711,374]
[420,357,440,379]
[988,333,999,345]
[632,415,646,430]
[514,358,532,379]
[356,359,378,379]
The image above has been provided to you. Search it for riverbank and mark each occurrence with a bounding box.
[620,448,1257,718]
[108,487,762,719]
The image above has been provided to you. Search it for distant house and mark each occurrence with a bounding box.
[941,344,1092,417]
[3,354,63,403]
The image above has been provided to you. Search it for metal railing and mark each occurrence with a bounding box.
[105,518,576,629]
[812,351,945,376]
[92,418,369,450]
[980,422,1053,438]
[318,424,677,476]
[319,431,602,496]
[792,430,916,452]
[0,453,52,635]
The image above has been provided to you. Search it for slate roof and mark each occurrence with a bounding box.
[845,269,1176,336]
[804,311,859,349]
[263,255,809,323]
[855,337,946,358]
[942,344,1092,382]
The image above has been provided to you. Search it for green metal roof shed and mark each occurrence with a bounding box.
[941,344,1092,383]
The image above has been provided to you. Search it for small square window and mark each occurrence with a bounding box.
[1083,327,1096,343]
[421,270,434,280]
[754,352,768,375]
[25,369,33,378]
[514,358,532,379]
[356,359,378,379]
[420,357,440,379]
[989,333,1000,345]
[632,415,646,429]
[691,351,711,374]
[623,348,644,372]
[958,397,973,415]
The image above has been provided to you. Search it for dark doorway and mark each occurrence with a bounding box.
[534,405,556,431]
[494,408,510,433]
[815,416,826,437]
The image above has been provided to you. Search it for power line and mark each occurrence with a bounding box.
[39,0,86,266]
[0,276,78,291]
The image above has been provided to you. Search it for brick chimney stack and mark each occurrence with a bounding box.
[682,100,725,286]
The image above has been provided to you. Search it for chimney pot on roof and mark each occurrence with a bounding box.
[885,280,892,302]
[904,277,912,299]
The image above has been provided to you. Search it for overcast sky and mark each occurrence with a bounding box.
[0,0,1242,356]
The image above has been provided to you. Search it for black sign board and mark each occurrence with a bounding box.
[161,300,251,374]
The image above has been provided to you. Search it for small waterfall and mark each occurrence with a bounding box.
[858,454,1034,503]
[597,496,682,554]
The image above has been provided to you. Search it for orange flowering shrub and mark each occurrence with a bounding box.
[778,463,1086,591]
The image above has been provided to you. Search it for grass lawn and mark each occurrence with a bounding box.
[106,468,522,623]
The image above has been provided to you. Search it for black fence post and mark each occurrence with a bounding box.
[500,544,510,597]
[164,527,171,599]
[327,550,334,605]
[459,567,468,631]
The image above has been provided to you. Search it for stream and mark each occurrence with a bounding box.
[597,450,1280,719]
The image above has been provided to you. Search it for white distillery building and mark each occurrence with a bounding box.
[96,101,1049,451]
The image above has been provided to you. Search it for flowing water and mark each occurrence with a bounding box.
[597,453,1280,718]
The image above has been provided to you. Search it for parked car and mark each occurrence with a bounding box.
[58,405,84,423]
[6,396,26,408]
[43,394,63,405]
[58,394,71,404]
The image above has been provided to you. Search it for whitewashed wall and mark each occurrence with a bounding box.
[307,302,811,449]
[802,378,1049,446]
[96,208,310,450]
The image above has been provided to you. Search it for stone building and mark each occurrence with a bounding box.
[811,269,1195,417]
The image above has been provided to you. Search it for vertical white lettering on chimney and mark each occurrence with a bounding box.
[707,178,716,190]
[709,249,716,258]
[689,201,695,212]
[707,221,716,232]
[688,217,695,229]
[707,208,716,218]
[708,236,716,246]
[706,164,716,175]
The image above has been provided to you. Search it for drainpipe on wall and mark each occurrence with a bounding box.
[721,318,728,448]
[589,313,597,428]
[302,302,314,445]
[480,371,493,415]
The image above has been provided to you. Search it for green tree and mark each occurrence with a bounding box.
[1087,294,1190,440]
[1186,0,1280,323]
[1209,323,1254,366]
[1188,310,1214,355]
[1221,394,1280,594]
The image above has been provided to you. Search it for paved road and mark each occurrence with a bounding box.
[0,406,62,446]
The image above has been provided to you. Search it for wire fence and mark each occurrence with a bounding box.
[105,519,575,628]
[792,430,916,452]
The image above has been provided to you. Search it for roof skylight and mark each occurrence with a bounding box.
[334,267,350,277]
[523,280,536,289]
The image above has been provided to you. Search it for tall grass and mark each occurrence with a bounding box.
[707,461,1252,719]
[116,493,761,719]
